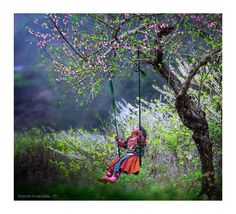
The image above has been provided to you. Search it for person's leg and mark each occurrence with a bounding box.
[104,154,134,183]
[98,157,122,182]
[113,154,132,173]
[98,154,134,183]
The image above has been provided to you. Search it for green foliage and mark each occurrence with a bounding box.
[15,100,221,200]
[27,14,222,102]
[14,99,210,200]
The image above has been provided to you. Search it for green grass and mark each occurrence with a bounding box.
[15,178,200,200]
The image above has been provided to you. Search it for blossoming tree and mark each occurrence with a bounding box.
[28,13,222,198]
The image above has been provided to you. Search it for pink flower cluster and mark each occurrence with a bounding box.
[104,16,108,23]
[63,45,72,57]
[124,13,129,19]
[62,32,67,37]
[190,15,203,22]
[143,34,148,41]
[63,15,68,26]
[28,28,40,37]
[99,41,108,48]
[97,58,105,65]
[148,23,160,34]
[50,14,60,27]
[123,43,138,51]
[28,28,51,39]
[207,22,217,28]
[70,71,77,76]
[36,40,47,47]
[28,27,53,47]
[140,45,151,51]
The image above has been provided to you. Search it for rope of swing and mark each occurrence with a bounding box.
[137,50,142,167]
[109,50,144,163]
[109,76,121,157]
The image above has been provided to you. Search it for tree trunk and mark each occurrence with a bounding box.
[152,46,217,198]
[175,94,215,198]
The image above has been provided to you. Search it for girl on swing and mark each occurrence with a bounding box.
[98,125,147,184]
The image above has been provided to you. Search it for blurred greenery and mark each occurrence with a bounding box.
[14,94,222,200]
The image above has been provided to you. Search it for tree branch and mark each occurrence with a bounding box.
[102,23,150,59]
[178,48,222,97]
[135,58,156,64]
[48,15,89,63]
[163,15,185,44]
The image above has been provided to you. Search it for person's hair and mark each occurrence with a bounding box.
[140,126,147,139]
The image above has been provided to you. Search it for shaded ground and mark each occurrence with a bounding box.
[14,180,201,200]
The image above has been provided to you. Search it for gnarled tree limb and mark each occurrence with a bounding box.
[177,48,222,97]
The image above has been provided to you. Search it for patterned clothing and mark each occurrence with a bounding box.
[113,153,134,173]
[107,133,147,175]
[117,134,147,154]
[108,154,140,174]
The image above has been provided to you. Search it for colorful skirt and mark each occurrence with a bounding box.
[108,153,140,175]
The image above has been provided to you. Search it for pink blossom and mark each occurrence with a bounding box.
[97,58,105,65]
[63,46,72,57]
[207,22,217,28]
[41,33,50,39]
[70,71,77,76]
[35,32,41,37]
[36,40,47,47]
[28,28,34,34]
[190,15,202,22]
[99,41,107,47]
[124,44,131,50]
[195,16,202,22]
[160,23,168,28]
[104,16,108,23]
[148,24,155,29]
[144,34,148,41]
[124,13,129,19]
[28,28,42,38]
[63,15,68,25]
[62,32,67,37]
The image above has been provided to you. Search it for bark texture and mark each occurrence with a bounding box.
[175,93,215,197]
[152,51,217,198]
[138,23,220,198]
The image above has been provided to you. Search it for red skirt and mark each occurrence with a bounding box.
[108,154,140,174]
